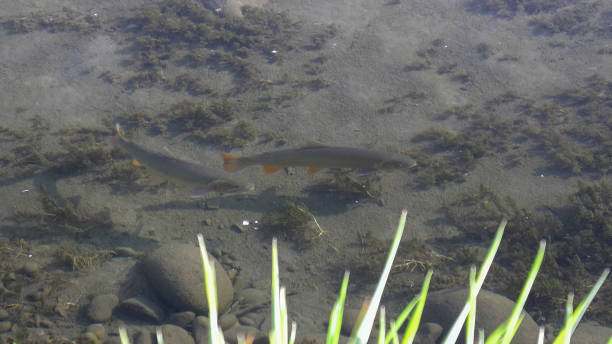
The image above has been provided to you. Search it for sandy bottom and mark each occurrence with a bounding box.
[0,0,610,341]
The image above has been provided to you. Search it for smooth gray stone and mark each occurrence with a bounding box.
[143,243,234,314]
[87,294,119,322]
[422,288,539,344]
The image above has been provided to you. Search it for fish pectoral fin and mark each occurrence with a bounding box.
[132,159,143,167]
[307,166,323,174]
[221,152,244,172]
[263,165,283,174]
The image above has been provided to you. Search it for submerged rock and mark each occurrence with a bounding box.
[422,288,539,343]
[143,243,234,314]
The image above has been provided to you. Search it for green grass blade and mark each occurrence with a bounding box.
[442,219,507,344]
[156,327,165,344]
[270,238,283,344]
[563,293,574,344]
[352,210,408,343]
[495,240,546,344]
[326,271,350,344]
[378,307,386,344]
[119,327,130,344]
[466,266,477,344]
[384,296,420,344]
[552,268,610,344]
[197,234,222,344]
[401,270,433,344]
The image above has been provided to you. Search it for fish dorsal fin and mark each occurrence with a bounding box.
[263,165,283,174]
[301,141,328,148]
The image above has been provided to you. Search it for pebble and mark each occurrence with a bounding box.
[21,261,40,277]
[86,323,106,340]
[219,313,238,330]
[0,321,12,333]
[238,288,267,307]
[193,316,209,344]
[80,332,100,344]
[168,311,196,328]
[119,296,165,323]
[87,294,119,322]
[160,324,195,344]
[142,243,234,314]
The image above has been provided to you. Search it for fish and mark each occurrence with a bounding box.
[221,144,417,174]
[112,124,253,196]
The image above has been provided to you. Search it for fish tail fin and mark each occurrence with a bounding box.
[221,152,246,172]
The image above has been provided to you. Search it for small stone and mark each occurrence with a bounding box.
[219,313,238,330]
[21,261,40,277]
[212,248,223,258]
[203,218,212,226]
[86,323,106,340]
[119,296,165,323]
[87,294,119,322]
[227,269,237,280]
[0,321,12,333]
[230,223,245,233]
[239,315,256,327]
[80,332,100,344]
[193,316,209,344]
[161,324,195,344]
[168,311,196,328]
[238,288,267,307]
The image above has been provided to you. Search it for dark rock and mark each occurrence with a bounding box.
[168,311,196,328]
[161,324,195,344]
[219,313,238,330]
[572,321,612,344]
[193,316,209,344]
[86,323,106,340]
[142,243,234,314]
[87,294,119,322]
[422,288,539,344]
[119,296,165,323]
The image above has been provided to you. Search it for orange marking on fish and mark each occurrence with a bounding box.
[132,160,143,167]
[221,152,242,172]
[263,165,283,174]
[307,166,322,174]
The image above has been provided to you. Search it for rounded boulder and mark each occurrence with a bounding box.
[143,243,234,314]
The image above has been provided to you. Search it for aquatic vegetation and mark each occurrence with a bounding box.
[120,211,609,344]
[201,120,256,148]
[262,201,325,249]
[304,170,382,204]
[442,183,612,324]
[13,185,113,235]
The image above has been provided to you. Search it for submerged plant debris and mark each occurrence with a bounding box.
[410,74,611,188]
[441,182,611,323]
[262,201,325,249]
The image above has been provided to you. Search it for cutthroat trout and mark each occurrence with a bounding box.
[113,124,253,196]
[221,144,416,174]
